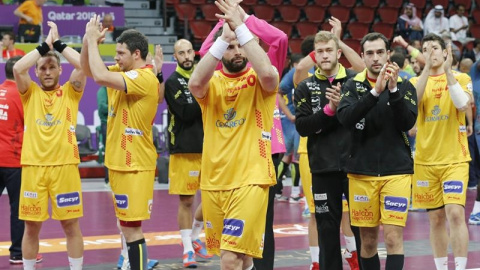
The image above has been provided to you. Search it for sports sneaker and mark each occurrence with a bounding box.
[469,212,480,225]
[343,249,360,270]
[117,254,130,270]
[310,262,320,270]
[289,196,303,204]
[275,194,289,202]
[147,259,159,270]
[192,239,213,259]
[9,254,43,264]
[183,251,197,268]
[302,207,310,218]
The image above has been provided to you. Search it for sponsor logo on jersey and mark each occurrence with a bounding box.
[314,193,327,200]
[206,232,220,250]
[124,127,144,136]
[24,191,38,198]
[261,131,272,141]
[425,105,449,122]
[216,108,246,128]
[416,180,429,187]
[384,196,408,212]
[459,125,466,132]
[222,218,244,237]
[108,105,116,117]
[354,195,369,202]
[125,70,139,79]
[443,180,463,194]
[189,170,200,177]
[36,113,62,126]
[57,192,80,207]
[115,194,129,209]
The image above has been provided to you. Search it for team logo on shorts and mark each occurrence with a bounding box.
[314,193,327,200]
[315,202,329,214]
[354,195,369,202]
[206,221,213,229]
[115,194,129,209]
[24,191,38,199]
[443,181,463,194]
[384,196,408,212]
[148,199,153,214]
[57,192,80,207]
[222,218,244,237]
[416,180,429,187]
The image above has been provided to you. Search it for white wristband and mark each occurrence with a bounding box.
[234,23,254,46]
[389,87,398,93]
[209,38,229,61]
[370,88,380,97]
[448,82,469,109]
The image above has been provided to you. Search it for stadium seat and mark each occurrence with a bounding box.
[296,22,319,39]
[409,0,426,9]
[321,21,333,31]
[174,3,197,21]
[354,6,375,23]
[377,7,399,24]
[339,0,357,8]
[343,38,362,54]
[362,0,380,8]
[265,0,283,5]
[290,0,308,7]
[347,22,371,40]
[372,23,395,39]
[252,5,275,22]
[76,124,97,161]
[328,6,351,24]
[304,6,326,23]
[289,38,303,54]
[272,21,293,37]
[470,24,480,38]
[165,0,179,5]
[473,9,480,23]
[385,0,403,8]
[339,55,352,69]
[431,0,449,8]
[190,20,213,40]
[277,5,301,22]
[190,0,206,4]
[313,0,332,7]
[201,4,219,22]
[453,0,471,11]
[241,0,258,4]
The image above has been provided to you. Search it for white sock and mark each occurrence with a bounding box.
[310,246,319,263]
[455,257,467,270]
[120,233,128,258]
[472,200,480,214]
[22,258,36,270]
[68,257,83,270]
[181,229,194,253]
[344,235,356,252]
[434,257,448,270]
[291,186,300,197]
[191,219,203,240]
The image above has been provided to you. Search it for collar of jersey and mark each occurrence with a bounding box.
[176,65,194,79]
[220,67,251,78]
[315,64,347,80]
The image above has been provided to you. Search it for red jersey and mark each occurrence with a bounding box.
[0,80,24,167]
[2,48,26,59]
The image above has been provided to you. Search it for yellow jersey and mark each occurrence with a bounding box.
[20,82,82,165]
[105,65,159,171]
[410,71,472,165]
[196,67,277,190]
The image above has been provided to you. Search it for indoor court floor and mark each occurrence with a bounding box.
[1,178,480,270]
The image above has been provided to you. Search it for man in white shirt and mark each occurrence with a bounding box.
[424,5,450,36]
[449,4,475,45]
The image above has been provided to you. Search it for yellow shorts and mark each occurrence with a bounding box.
[20,165,83,221]
[201,185,269,258]
[348,174,411,227]
[299,153,314,213]
[412,163,468,209]
[168,153,201,195]
[342,193,349,213]
[109,170,155,221]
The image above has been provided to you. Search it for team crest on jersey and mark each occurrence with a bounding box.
[125,70,139,79]
[355,82,368,93]
[216,108,246,128]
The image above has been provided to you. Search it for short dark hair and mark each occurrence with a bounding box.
[422,33,446,50]
[301,35,315,57]
[2,31,15,42]
[116,29,149,60]
[5,56,22,80]
[360,32,390,53]
[36,51,61,68]
[290,53,303,65]
[390,53,406,68]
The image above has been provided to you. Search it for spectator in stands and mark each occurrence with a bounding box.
[473,39,480,61]
[411,56,423,76]
[391,51,413,80]
[1,32,25,60]
[459,58,474,74]
[449,4,475,45]
[397,3,423,42]
[14,0,45,43]
[442,32,462,61]
[102,14,115,43]
[424,5,450,37]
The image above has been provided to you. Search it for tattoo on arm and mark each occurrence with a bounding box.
[72,80,82,89]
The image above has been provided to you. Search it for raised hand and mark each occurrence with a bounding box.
[393,36,408,49]
[85,14,108,43]
[329,17,342,39]
[220,21,236,43]
[153,44,164,74]
[374,63,389,94]
[215,0,243,30]
[423,42,433,71]
[385,61,400,91]
[444,42,453,73]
